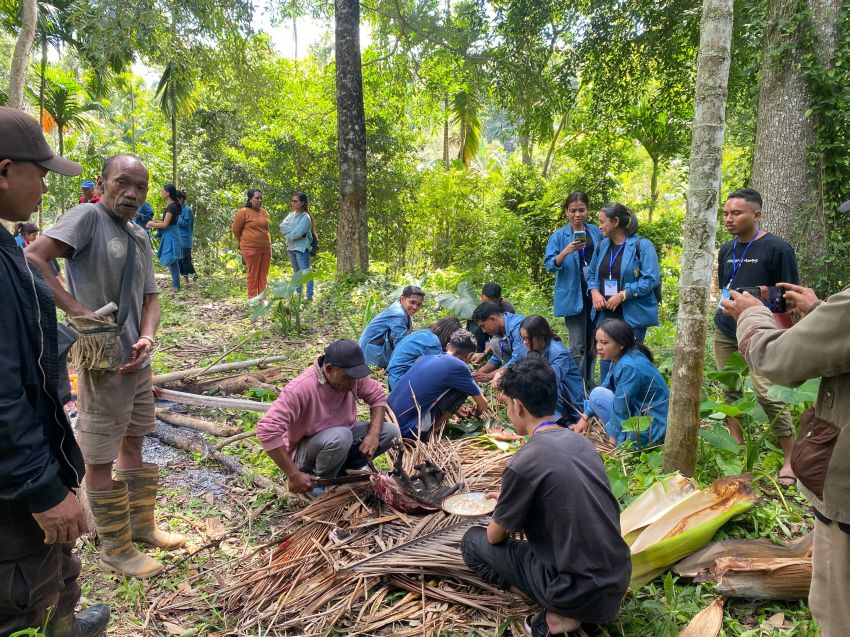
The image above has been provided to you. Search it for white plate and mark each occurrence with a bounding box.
[442,492,496,517]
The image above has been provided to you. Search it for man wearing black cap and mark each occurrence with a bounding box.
[0,106,109,636]
[257,339,401,494]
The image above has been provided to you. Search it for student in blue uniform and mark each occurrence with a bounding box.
[388,329,489,440]
[571,318,669,447]
[586,202,660,381]
[471,301,526,383]
[358,286,425,368]
[177,190,196,285]
[514,315,584,424]
[146,183,184,293]
[544,192,604,387]
[386,316,461,390]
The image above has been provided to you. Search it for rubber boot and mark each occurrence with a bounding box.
[114,463,186,550]
[46,604,110,637]
[87,483,164,579]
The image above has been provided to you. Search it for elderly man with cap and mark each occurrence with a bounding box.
[27,153,184,580]
[79,180,100,204]
[0,107,109,636]
[257,339,402,494]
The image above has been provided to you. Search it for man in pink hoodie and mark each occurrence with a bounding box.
[257,339,401,494]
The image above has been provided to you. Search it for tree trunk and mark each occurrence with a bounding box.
[542,113,568,179]
[648,155,659,222]
[171,97,178,186]
[335,0,369,275]
[38,33,46,229]
[7,0,37,110]
[663,0,734,476]
[129,83,137,153]
[59,128,66,214]
[442,96,450,169]
[750,0,841,278]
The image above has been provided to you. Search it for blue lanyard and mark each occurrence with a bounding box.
[532,420,559,435]
[726,230,761,288]
[608,240,626,278]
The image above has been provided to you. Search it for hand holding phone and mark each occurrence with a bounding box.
[574,230,586,246]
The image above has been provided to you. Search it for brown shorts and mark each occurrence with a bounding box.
[76,366,155,464]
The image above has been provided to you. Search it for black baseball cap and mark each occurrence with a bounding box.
[0,107,82,176]
[323,339,371,378]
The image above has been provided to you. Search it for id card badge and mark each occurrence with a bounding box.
[582,265,592,280]
[604,278,619,297]
[718,287,731,309]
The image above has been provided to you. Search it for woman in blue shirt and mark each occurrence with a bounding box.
[587,202,661,381]
[386,316,461,390]
[281,191,315,300]
[544,192,603,388]
[147,183,184,293]
[571,318,668,447]
[515,315,585,424]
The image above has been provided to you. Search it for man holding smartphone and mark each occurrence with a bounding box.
[714,188,800,487]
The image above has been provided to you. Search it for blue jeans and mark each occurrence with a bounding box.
[588,386,615,426]
[597,311,646,382]
[167,261,180,290]
[288,250,313,299]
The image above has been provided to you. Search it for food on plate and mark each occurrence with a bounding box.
[442,492,497,517]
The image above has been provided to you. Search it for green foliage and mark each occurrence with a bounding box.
[250,270,315,334]
[436,281,479,320]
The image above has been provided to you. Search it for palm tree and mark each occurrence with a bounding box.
[27,68,99,212]
[155,59,197,186]
[451,90,482,168]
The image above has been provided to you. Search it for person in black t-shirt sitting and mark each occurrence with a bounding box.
[714,188,800,487]
[461,357,630,637]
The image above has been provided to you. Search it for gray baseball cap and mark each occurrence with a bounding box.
[0,107,82,176]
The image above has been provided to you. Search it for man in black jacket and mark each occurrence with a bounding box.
[0,107,109,636]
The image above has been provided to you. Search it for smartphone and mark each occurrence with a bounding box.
[574,230,586,245]
[736,286,787,313]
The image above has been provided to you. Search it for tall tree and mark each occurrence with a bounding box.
[7,0,37,109]
[663,0,734,476]
[750,0,842,276]
[335,0,369,275]
[156,59,197,186]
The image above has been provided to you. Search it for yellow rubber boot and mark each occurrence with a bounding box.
[87,484,164,579]
[114,463,186,550]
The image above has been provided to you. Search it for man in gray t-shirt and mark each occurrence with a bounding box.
[27,154,185,580]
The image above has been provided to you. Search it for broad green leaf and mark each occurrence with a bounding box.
[621,415,654,433]
[699,424,741,454]
[705,369,743,391]
[766,379,820,405]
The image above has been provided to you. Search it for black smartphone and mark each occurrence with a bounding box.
[736,286,787,313]
[574,230,586,245]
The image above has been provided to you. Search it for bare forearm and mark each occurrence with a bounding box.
[473,394,489,413]
[25,253,90,316]
[368,405,386,437]
[486,519,508,544]
[266,446,299,477]
[139,294,160,338]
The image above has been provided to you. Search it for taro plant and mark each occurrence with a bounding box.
[250,270,315,334]
[435,281,479,320]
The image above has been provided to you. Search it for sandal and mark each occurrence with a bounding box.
[778,474,798,489]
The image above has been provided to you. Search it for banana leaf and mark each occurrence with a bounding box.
[629,476,756,588]
[620,473,698,544]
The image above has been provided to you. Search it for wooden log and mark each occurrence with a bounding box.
[154,387,272,412]
[150,422,288,499]
[186,374,279,397]
[214,430,258,451]
[155,409,241,437]
[151,355,288,385]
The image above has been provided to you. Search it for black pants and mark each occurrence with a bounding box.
[179,248,196,276]
[0,502,81,636]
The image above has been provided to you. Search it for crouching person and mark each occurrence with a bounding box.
[461,357,630,637]
[257,340,401,494]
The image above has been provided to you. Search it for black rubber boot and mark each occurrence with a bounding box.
[46,604,110,637]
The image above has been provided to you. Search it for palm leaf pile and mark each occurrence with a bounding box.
[216,438,530,635]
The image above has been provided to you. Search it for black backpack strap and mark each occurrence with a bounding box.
[115,228,136,328]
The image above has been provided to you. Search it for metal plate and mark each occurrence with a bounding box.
[441,492,496,517]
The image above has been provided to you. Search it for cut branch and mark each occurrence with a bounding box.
[154,387,272,412]
[151,355,288,385]
[155,409,241,437]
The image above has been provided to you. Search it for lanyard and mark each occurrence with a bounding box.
[532,420,559,435]
[608,240,626,278]
[726,230,761,288]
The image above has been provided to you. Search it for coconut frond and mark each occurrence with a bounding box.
[677,598,723,637]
